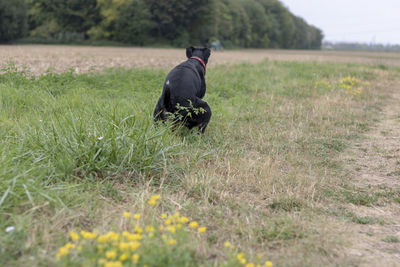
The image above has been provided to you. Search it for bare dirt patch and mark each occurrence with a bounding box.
[342,80,400,265]
[1,45,400,75]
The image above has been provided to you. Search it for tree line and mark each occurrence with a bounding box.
[0,0,323,49]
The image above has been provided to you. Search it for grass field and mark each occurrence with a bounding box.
[1,47,400,266]
[2,45,400,75]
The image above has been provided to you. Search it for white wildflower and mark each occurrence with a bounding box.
[5,226,15,233]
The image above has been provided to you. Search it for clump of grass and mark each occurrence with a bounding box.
[0,69,184,214]
[382,236,400,243]
[341,190,378,206]
[254,217,305,243]
[324,207,382,225]
[269,197,304,212]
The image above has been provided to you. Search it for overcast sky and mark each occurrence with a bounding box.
[280,0,400,45]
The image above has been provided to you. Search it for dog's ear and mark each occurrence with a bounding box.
[186,46,195,58]
[202,48,211,64]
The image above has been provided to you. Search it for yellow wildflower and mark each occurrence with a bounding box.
[159,225,164,231]
[125,233,142,241]
[129,241,141,251]
[69,231,79,241]
[55,243,76,259]
[198,227,206,233]
[108,232,120,242]
[64,243,75,249]
[145,226,155,233]
[147,199,158,206]
[80,230,97,239]
[123,212,131,218]
[105,250,117,260]
[265,261,273,267]
[105,261,123,267]
[97,234,108,243]
[167,226,176,233]
[119,253,128,261]
[132,254,140,264]
[118,242,130,251]
[133,213,141,219]
[56,246,69,259]
[134,225,143,234]
[224,241,234,249]
[168,239,177,245]
[246,264,255,267]
[160,213,167,219]
[179,216,189,223]
[122,231,130,237]
[189,221,199,228]
[237,252,246,264]
[164,219,172,226]
[147,194,161,205]
[237,253,245,260]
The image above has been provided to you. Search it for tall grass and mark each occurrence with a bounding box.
[0,67,182,214]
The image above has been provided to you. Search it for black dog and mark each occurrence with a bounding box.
[153,46,211,134]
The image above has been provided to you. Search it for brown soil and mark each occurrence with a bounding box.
[342,81,400,265]
[1,45,400,75]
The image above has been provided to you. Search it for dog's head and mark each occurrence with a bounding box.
[186,46,211,65]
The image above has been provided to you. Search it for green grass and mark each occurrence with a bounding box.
[0,60,396,266]
[382,236,400,243]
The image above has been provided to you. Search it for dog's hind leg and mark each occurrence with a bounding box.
[193,99,212,134]
[153,101,164,122]
[153,86,171,122]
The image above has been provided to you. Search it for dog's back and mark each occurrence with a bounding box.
[165,62,203,109]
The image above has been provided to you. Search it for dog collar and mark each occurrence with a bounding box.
[190,56,206,72]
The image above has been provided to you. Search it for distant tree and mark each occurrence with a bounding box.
[0,0,28,42]
[239,0,271,47]
[229,0,251,47]
[144,0,214,45]
[310,27,323,49]
[87,0,129,40]
[292,16,309,49]
[114,0,155,45]
[34,0,100,36]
